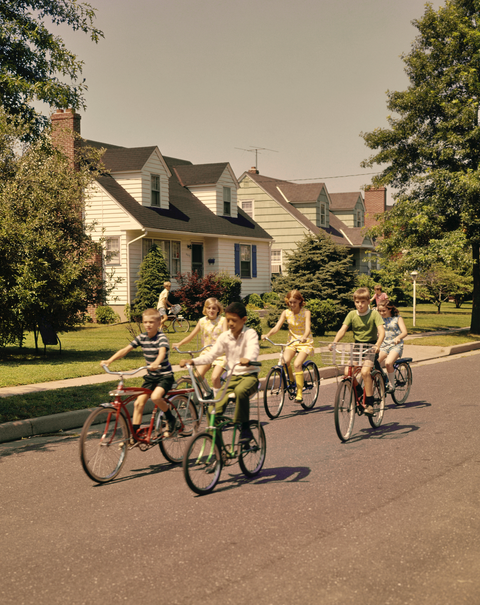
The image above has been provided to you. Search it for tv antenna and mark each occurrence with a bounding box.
[235,146,278,171]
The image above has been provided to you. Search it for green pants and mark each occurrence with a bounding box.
[210,373,259,424]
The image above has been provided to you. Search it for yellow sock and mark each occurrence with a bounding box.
[294,371,304,400]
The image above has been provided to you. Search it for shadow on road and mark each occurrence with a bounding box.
[347,421,421,443]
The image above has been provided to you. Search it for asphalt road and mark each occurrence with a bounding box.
[1,352,480,605]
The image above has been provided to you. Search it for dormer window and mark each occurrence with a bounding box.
[223,187,231,216]
[151,175,160,207]
[320,202,326,227]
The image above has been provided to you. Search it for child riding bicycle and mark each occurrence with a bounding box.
[100,307,177,438]
[179,301,259,443]
[331,287,385,416]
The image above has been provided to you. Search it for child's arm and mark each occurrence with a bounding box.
[148,346,167,371]
[332,324,348,344]
[262,310,287,340]
[100,344,134,367]
[374,325,385,352]
[394,317,408,344]
[177,322,201,348]
[301,308,312,342]
[240,328,260,366]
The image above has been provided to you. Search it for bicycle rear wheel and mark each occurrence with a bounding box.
[391,362,412,405]
[369,371,385,428]
[334,379,355,442]
[173,317,190,333]
[159,395,199,464]
[183,432,222,495]
[79,407,129,483]
[300,361,320,410]
[239,420,266,477]
[263,367,285,419]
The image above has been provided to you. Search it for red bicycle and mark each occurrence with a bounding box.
[79,366,197,483]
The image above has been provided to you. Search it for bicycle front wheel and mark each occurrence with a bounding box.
[159,395,199,464]
[173,317,190,333]
[369,371,385,428]
[79,407,129,483]
[183,432,223,495]
[334,380,355,442]
[239,420,266,477]
[300,361,320,410]
[391,362,412,405]
[263,367,285,419]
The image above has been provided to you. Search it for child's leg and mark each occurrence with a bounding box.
[133,393,150,426]
[361,363,374,397]
[283,347,296,382]
[232,374,259,425]
[293,350,308,401]
[211,364,224,390]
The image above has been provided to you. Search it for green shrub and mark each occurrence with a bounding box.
[305,299,338,336]
[244,293,263,308]
[266,304,287,329]
[216,271,242,307]
[246,309,262,339]
[262,291,281,306]
[95,305,120,325]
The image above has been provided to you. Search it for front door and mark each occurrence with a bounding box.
[191,243,203,277]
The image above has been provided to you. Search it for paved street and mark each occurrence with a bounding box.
[1,351,480,605]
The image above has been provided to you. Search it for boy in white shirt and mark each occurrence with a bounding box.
[179,301,259,443]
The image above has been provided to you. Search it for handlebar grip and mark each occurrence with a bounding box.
[249,361,262,367]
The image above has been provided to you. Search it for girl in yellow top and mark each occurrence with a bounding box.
[262,290,314,403]
[177,297,227,391]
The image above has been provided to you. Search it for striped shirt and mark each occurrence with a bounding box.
[130,331,172,377]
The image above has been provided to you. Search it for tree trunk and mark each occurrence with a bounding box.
[470,242,480,333]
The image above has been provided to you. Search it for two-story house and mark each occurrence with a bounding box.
[237,168,375,275]
[51,110,273,318]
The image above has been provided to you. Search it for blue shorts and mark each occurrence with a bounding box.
[142,372,174,394]
[380,342,403,357]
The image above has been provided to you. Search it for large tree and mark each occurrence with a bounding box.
[0,0,103,138]
[0,110,106,347]
[361,0,480,332]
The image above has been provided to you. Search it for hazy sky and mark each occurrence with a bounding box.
[48,0,444,203]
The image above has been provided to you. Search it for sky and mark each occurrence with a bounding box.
[45,0,444,204]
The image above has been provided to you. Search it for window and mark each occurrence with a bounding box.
[240,199,254,218]
[171,241,181,276]
[223,186,231,216]
[320,203,326,227]
[357,211,362,227]
[142,238,178,275]
[151,175,160,207]
[271,249,282,273]
[105,237,120,265]
[235,243,257,278]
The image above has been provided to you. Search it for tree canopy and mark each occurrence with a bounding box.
[0,110,106,347]
[131,245,170,316]
[0,0,103,137]
[361,0,480,332]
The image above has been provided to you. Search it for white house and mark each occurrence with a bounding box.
[51,110,273,318]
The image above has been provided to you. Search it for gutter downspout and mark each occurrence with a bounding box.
[127,231,147,305]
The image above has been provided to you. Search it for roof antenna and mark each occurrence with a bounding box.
[235,146,278,172]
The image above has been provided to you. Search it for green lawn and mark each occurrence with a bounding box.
[0,303,477,424]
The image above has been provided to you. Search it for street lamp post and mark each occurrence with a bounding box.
[411,271,418,327]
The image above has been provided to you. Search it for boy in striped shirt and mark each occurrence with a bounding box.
[101,308,176,438]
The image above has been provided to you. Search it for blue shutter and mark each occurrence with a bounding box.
[252,245,257,278]
[234,243,240,276]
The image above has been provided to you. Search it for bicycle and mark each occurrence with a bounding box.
[181,361,266,495]
[262,337,320,419]
[162,304,190,333]
[79,366,198,483]
[379,356,413,405]
[318,342,385,442]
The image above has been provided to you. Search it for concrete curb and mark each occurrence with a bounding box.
[1,340,479,444]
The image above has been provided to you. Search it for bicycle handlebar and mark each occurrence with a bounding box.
[101,365,149,376]
[173,346,210,356]
[262,337,302,347]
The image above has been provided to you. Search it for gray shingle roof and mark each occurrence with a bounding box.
[173,163,230,187]
[329,192,363,211]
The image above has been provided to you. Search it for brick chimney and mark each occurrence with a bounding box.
[364,186,386,231]
[51,108,81,168]
[248,166,259,174]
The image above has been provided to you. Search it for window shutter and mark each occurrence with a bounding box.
[252,245,257,278]
[234,243,240,276]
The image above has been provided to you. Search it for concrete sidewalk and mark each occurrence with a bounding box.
[1,334,479,444]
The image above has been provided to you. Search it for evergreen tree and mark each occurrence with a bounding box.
[272,232,356,317]
[131,245,169,315]
[361,0,480,332]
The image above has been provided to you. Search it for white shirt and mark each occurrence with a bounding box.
[193,326,260,375]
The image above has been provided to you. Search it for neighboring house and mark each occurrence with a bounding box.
[51,110,273,318]
[237,169,376,275]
